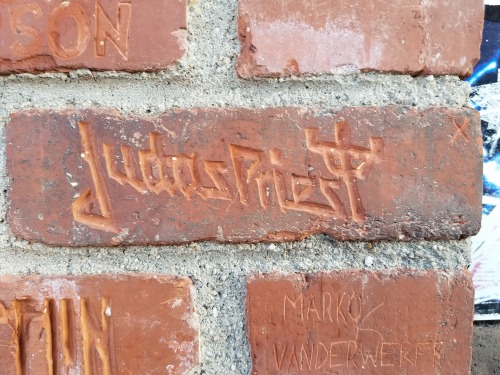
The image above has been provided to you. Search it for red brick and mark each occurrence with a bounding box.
[247,270,474,375]
[237,0,483,77]
[0,0,186,74]
[0,275,198,375]
[6,107,482,246]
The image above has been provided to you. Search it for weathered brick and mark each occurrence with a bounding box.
[0,275,198,374]
[7,107,482,246]
[0,0,186,74]
[247,270,474,375]
[237,0,484,77]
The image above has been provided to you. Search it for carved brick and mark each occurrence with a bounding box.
[6,107,482,246]
[0,275,198,375]
[237,0,484,77]
[247,271,474,374]
[0,0,186,74]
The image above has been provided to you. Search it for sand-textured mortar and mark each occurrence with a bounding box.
[0,0,472,114]
[0,0,477,374]
[0,239,471,374]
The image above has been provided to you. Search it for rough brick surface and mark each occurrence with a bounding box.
[237,0,484,78]
[7,107,482,246]
[0,0,186,74]
[247,270,474,375]
[0,275,198,375]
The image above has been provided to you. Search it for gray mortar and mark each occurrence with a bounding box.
[0,0,476,373]
[0,238,470,374]
[0,0,472,115]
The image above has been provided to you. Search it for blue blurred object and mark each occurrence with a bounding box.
[467,7,500,87]
[467,60,498,87]
[484,153,500,196]
[468,5,500,320]
[483,204,496,215]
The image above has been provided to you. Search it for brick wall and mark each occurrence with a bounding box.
[0,0,484,374]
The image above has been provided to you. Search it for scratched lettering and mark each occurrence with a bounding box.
[277,289,445,371]
[0,297,114,375]
[47,2,90,60]
[72,122,119,234]
[81,297,116,375]
[9,3,44,56]
[95,1,132,59]
[0,276,199,374]
[8,107,480,244]
[1,1,133,61]
[282,292,375,325]
[73,120,384,232]
[305,121,383,223]
[247,272,474,374]
[270,340,445,371]
[0,0,187,73]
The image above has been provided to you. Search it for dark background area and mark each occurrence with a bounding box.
[469,4,500,374]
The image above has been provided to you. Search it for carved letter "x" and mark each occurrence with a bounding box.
[450,118,470,144]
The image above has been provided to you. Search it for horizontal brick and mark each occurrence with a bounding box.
[247,270,474,374]
[0,0,186,74]
[237,0,484,77]
[0,275,198,375]
[7,107,482,246]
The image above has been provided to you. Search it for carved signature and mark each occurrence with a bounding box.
[72,120,384,233]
